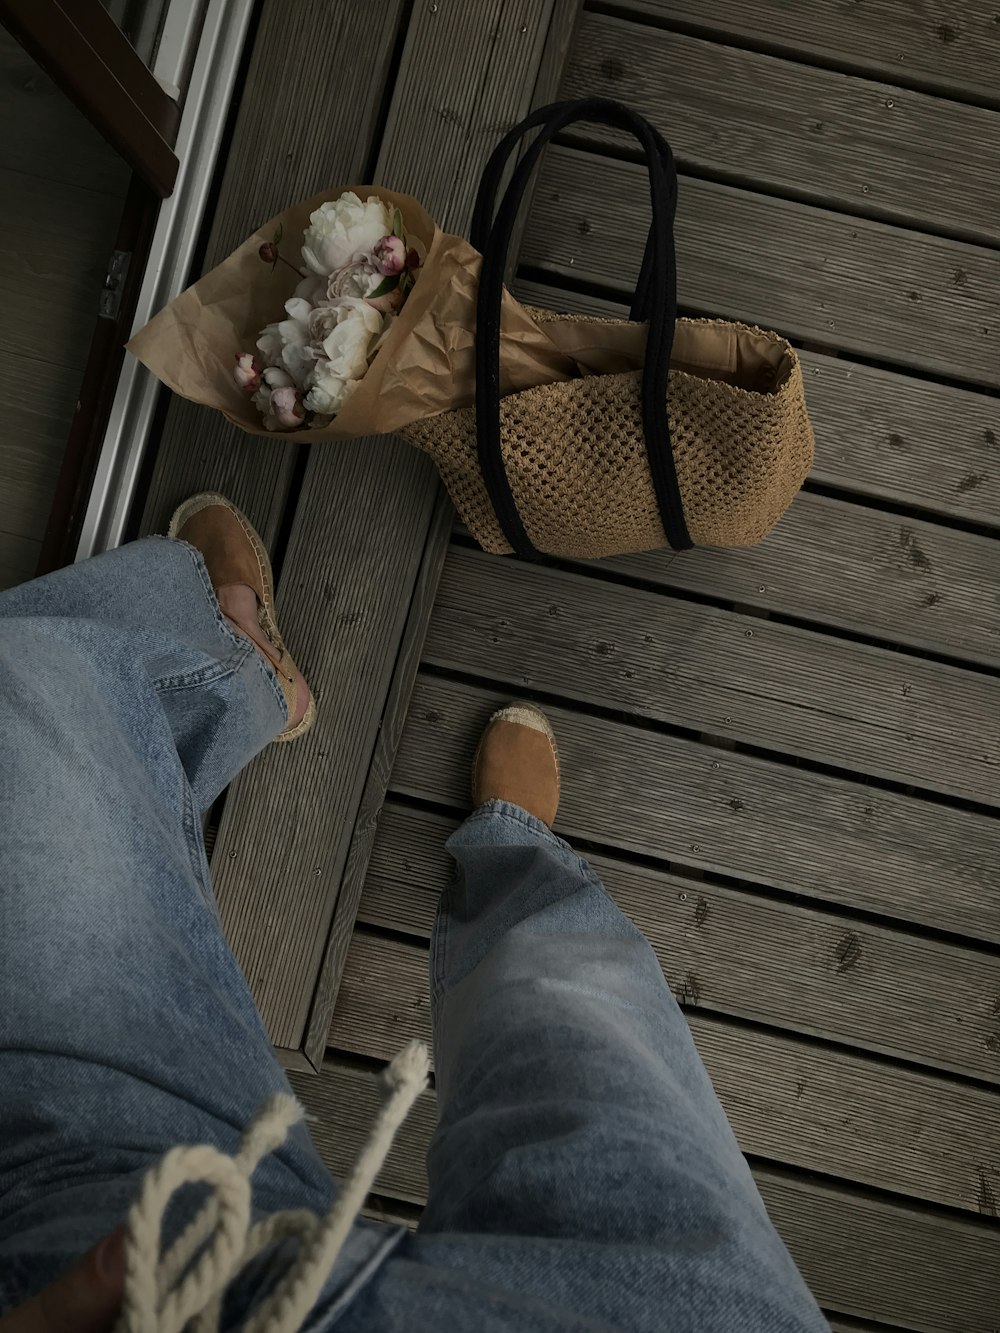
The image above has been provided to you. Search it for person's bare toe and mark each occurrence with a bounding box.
[217,583,312,729]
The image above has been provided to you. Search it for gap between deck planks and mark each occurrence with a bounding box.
[288,1058,1000,1331]
[618,0,1000,107]
[513,279,1000,533]
[360,801,1000,1085]
[522,146,999,389]
[209,0,584,1055]
[562,11,1000,244]
[392,674,1000,946]
[429,543,1000,807]
[329,926,1000,1217]
[138,0,409,545]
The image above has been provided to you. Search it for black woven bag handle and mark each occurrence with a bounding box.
[471,97,692,558]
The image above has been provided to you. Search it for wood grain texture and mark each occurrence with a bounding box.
[0,27,131,195]
[0,355,81,541]
[599,494,1000,668]
[392,674,1000,942]
[0,530,41,590]
[521,146,999,388]
[137,398,300,544]
[561,13,1000,242]
[428,544,1000,806]
[0,168,123,372]
[374,0,573,236]
[513,278,1000,530]
[138,0,407,543]
[360,801,1000,1083]
[301,489,454,1068]
[213,441,441,1046]
[754,1168,1000,1331]
[330,927,1000,1215]
[624,0,1000,105]
[290,1058,1000,1329]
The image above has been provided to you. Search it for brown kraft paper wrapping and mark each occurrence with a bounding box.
[126,187,582,442]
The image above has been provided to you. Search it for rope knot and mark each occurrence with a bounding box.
[115,1044,429,1333]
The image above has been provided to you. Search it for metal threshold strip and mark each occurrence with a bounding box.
[76,0,254,562]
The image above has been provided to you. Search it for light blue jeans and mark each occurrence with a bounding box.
[0,537,827,1331]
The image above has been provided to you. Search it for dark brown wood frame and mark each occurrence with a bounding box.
[0,0,180,196]
[37,174,162,575]
[0,0,184,572]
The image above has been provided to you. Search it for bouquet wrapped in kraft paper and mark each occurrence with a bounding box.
[129,98,814,561]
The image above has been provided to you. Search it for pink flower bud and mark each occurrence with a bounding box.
[258,242,279,264]
[373,234,406,276]
[406,247,421,270]
[269,385,305,428]
[234,352,262,393]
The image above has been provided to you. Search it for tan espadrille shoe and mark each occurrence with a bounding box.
[168,493,316,742]
[472,703,560,827]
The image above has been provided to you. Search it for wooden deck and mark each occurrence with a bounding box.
[137,2,1000,1327]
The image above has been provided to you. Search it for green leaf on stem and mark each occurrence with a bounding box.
[369,273,402,299]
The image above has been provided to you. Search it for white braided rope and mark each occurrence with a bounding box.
[114,1042,429,1333]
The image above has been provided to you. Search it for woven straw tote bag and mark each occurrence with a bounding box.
[403,98,814,560]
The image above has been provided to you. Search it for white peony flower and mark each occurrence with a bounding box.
[303,363,360,416]
[256,296,317,387]
[262,365,293,388]
[301,192,392,277]
[307,303,344,344]
[293,273,326,306]
[268,385,305,429]
[326,259,382,301]
[255,321,284,366]
[319,298,386,381]
[281,342,317,387]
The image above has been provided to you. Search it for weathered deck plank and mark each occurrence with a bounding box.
[514,279,1000,531]
[522,146,999,387]
[393,675,1000,942]
[360,801,1000,1083]
[330,928,1000,1215]
[213,443,440,1045]
[211,0,584,1053]
[138,0,407,544]
[458,475,1000,671]
[289,1059,1000,1330]
[561,12,1000,242]
[428,544,1000,806]
[598,495,1000,669]
[300,490,454,1068]
[622,0,1000,105]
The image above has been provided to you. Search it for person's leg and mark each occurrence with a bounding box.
[0,534,343,1313]
[413,707,827,1332]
